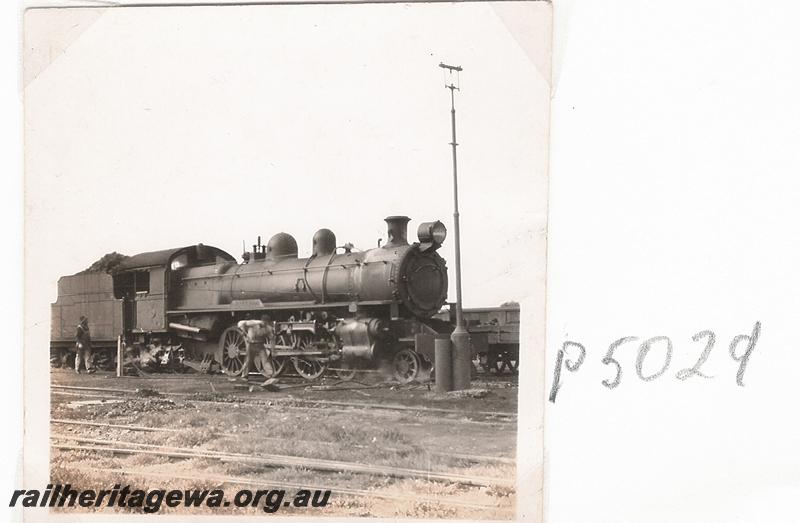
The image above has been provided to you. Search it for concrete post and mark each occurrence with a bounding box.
[451,326,472,390]
[116,336,123,378]
[434,334,453,393]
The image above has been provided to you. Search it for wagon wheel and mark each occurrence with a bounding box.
[493,355,504,373]
[218,326,247,375]
[493,352,508,373]
[475,352,492,373]
[470,352,482,372]
[494,350,519,374]
[392,348,421,384]
[291,332,327,380]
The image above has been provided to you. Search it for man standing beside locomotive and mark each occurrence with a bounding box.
[237,315,278,388]
[75,316,95,374]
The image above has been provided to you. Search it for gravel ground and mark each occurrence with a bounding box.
[50,368,520,518]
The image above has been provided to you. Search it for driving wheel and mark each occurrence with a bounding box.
[291,332,327,380]
[218,326,247,375]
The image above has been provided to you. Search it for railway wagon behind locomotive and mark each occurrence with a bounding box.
[434,303,520,373]
[51,216,450,382]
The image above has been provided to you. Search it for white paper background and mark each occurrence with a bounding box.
[5,0,800,522]
[547,1,800,522]
[18,2,549,522]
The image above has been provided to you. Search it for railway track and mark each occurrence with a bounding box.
[50,384,517,424]
[51,419,515,465]
[51,424,515,508]
[50,381,517,515]
[51,438,512,488]
[51,426,515,512]
[52,392,512,428]
[64,465,505,511]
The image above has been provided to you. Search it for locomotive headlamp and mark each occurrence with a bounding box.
[417,221,447,251]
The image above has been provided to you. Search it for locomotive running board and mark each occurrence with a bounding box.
[166,299,395,315]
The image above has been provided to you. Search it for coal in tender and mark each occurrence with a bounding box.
[77,252,130,274]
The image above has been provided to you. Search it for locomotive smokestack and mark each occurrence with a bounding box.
[384,216,410,248]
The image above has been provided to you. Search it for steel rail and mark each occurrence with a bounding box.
[51,394,513,427]
[52,444,514,488]
[51,418,214,434]
[50,384,517,421]
[281,398,517,418]
[50,420,515,465]
[66,465,507,511]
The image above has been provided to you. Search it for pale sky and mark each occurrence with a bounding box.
[24,2,550,327]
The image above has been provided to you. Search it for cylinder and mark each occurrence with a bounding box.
[434,335,453,393]
[451,327,472,390]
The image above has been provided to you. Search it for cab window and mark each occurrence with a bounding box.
[134,271,150,294]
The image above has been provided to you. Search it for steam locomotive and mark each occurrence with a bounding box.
[50,216,450,382]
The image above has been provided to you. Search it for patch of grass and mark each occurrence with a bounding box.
[164,430,213,449]
[125,453,172,466]
[379,427,410,445]
[187,415,210,428]
[330,424,370,443]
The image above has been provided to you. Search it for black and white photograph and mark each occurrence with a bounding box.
[12,1,800,522]
[23,1,550,519]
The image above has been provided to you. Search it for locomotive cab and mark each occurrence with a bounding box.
[112,245,235,338]
[113,267,166,333]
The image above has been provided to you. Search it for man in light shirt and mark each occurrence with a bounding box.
[236,315,277,387]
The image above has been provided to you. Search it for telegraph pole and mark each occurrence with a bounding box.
[439,62,471,390]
